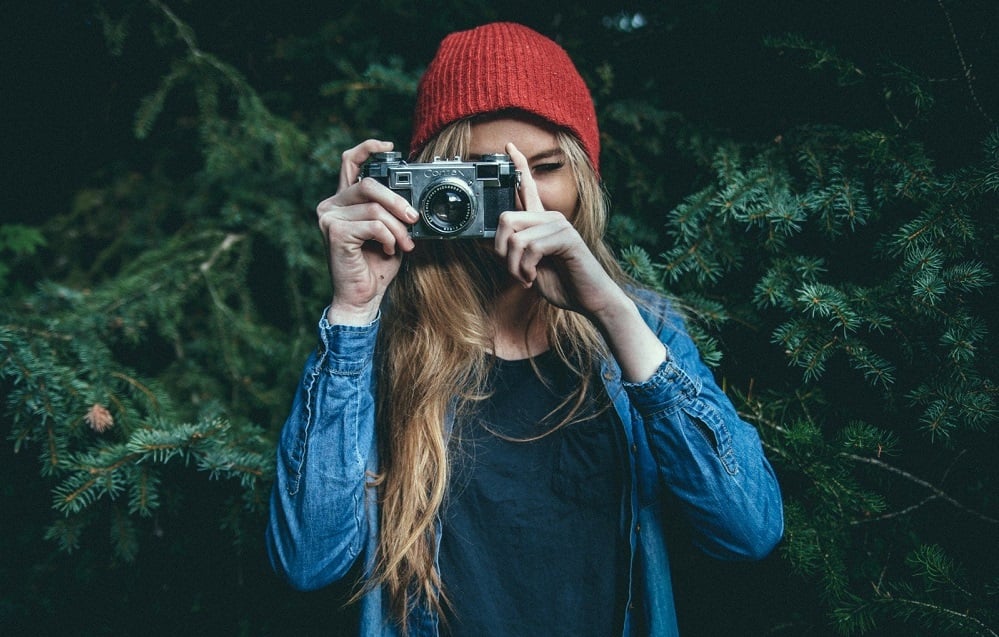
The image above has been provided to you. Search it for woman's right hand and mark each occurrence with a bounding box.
[317,139,419,325]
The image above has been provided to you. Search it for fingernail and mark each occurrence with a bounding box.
[406,206,419,222]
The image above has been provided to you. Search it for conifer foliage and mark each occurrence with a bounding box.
[606,20,999,635]
[2,1,997,634]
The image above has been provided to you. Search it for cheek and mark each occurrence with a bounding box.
[538,181,580,220]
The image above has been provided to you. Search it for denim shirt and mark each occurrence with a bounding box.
[266,291,784,636]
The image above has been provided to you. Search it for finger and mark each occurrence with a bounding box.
[503,217,575,286]
[505,142,544,211]
[326,214,411,258]
[334,218,402,256]
[499,210,567,233]
[337,139,394,192]
[493,210,564,259]
[352,177,421,225]
[321,176,419,227]
[319,201,416,253]
[354,219,405,256]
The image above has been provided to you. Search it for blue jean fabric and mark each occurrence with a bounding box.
[266,291,784,636]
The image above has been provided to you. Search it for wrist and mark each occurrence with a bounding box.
[326,297,382,326]
[589,289,640,330]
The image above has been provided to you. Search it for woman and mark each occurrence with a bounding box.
[267,22,784,637]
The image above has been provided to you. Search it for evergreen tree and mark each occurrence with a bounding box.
[605,20,999,637]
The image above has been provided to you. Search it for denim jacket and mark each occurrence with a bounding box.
[267,291,784,636]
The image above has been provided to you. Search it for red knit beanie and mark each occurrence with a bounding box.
[410,22,601,173]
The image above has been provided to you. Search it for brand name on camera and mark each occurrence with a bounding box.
[425,168,467,178]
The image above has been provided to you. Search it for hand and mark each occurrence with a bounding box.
[317,140,419,325]
[493,142,629,320]
[495,142,667,381]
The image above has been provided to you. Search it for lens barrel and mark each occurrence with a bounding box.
[419,179,475,235]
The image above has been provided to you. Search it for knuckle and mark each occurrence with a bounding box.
[508,233,528,251]
[324,214,347,234]
[358,177,390,201]
[341,145,359,162]
[503,213,518,230]
[316,207,334,229]
[356,176,377,195]
[551,216,574,235]
[361,201,385,218]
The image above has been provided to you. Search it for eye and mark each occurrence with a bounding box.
[532,161,565,174]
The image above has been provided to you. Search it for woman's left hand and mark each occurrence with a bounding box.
[495,142,667,382]
[493,142,629,321]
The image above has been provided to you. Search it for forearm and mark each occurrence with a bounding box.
[591,290,667,383]
[634,371,784,560]
[266,316,380,589]
[622,294,784,559]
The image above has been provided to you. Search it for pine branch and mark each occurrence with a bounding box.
[841,453,999,525]
[744,404,997,527]
[935,0,995,128]
[148,0,238,81]
[883,596,998,637]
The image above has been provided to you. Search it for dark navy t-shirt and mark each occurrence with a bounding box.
[439,350,628,637]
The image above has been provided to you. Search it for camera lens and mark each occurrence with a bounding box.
[419,179,475,235]
[430,190,464,223]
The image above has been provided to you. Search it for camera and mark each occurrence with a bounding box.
[360,151,520,239]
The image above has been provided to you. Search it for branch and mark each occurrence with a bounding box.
[935,0,995,127]
[147,0,251,88]
[102,232,245,315]
[199,232,244,273]
[111,371,160,411]
[745,407,998,525]
[851,493,940,525]
[885,595,999,637]
[842,452,999,525]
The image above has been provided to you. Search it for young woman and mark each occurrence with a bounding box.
[267,21,784,637]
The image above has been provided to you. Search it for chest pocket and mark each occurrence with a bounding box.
[551,416,625,507]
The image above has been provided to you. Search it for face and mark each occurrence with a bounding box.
[468,115,580,220]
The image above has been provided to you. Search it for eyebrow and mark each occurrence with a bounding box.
[528,148,565,163]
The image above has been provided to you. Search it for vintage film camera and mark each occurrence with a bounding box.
[360,151,520,239]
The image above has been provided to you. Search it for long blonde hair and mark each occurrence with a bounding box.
[368,113,632,626]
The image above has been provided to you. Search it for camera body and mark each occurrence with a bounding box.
[360,151,520,239]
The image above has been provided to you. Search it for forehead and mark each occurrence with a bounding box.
[468,115,560,156]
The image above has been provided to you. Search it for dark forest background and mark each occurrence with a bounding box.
[2,1,997,635]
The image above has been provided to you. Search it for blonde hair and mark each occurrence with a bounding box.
[366,114,632,627]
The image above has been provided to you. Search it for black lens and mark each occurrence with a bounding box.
[420,181,474,235]
[429,189,465,224]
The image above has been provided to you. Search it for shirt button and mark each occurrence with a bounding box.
[631,444,638,454]
[635,523,641,533]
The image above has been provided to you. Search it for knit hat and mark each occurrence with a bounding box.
[410,22,601,173]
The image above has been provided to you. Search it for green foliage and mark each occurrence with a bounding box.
[763,33,867,87]
[637,32,998,637]
[0,224,46,293]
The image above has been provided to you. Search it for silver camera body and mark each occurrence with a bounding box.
[361,151,520,239]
